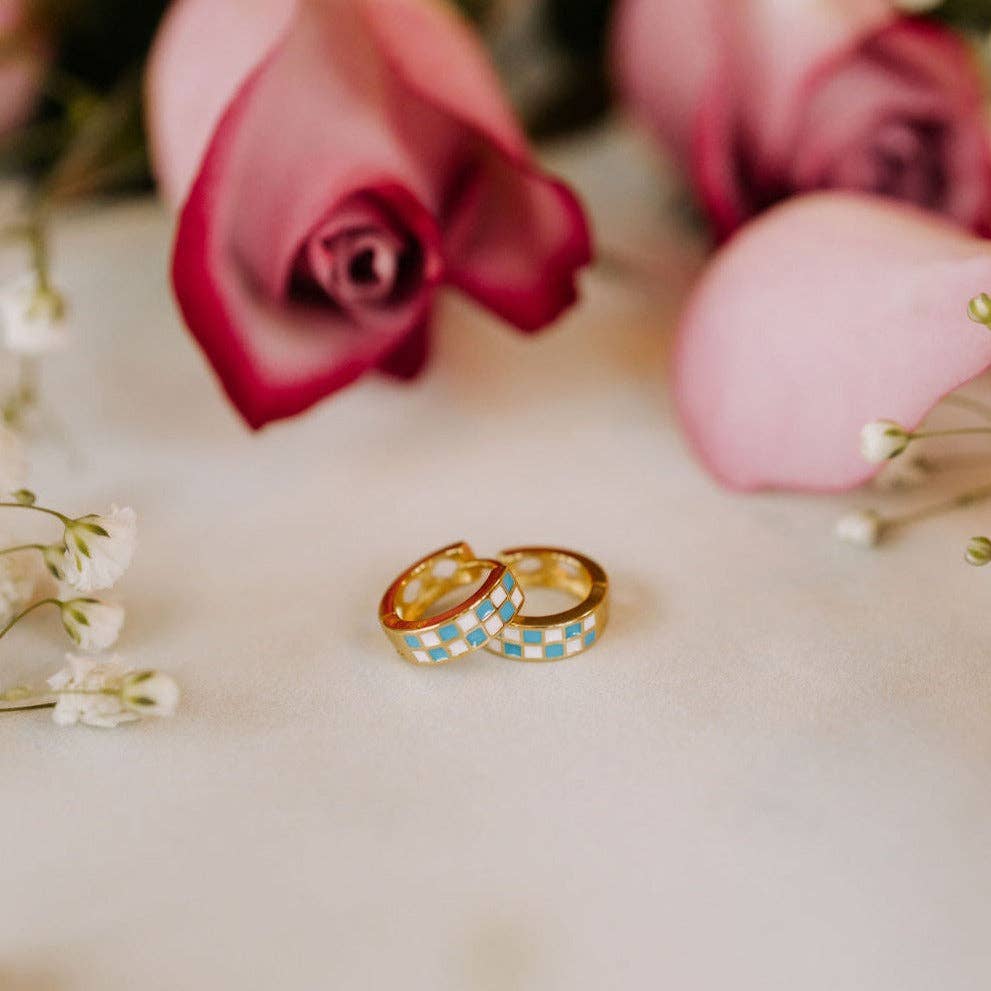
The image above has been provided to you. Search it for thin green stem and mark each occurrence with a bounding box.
[0,544,46,557]
[0,699,55,712]
[25,215,52,294]
[941,394,991,422]
[0,598,59,641]
[910,427,991,440]
[886,482,991,531]
[0,502,68,523]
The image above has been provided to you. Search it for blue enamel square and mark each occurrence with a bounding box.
[565,622,582,639]
[466,628,486,647]
[504,642,522,657]
[498,600,515,622]
[439,624,460,643]
[545,643,564,659]
[584,630,596,646]
[476,600,495,621]
[428,647,449,661]
[501,572,515,592]
[523,629,542,644]
[404,635,421,648]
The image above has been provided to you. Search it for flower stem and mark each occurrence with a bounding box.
[0,699,55,712]
[0,502,68,523]
[910,426,991,441]
[0,544,45,557]
[941,394,991,422]
[0,598,59,641]
[886,482,991,531]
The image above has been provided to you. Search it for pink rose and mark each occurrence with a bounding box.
[0,0,47,137]
[674,193,991,492]
[147,0,592,428]
[613,0,991,240]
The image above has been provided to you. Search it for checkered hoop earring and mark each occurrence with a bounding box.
[379,542,525,665]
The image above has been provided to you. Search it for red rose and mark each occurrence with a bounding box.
[613,0,991,240]
[147,0,592,428]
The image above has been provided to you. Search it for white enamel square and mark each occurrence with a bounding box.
[413,650,430,663]
[566,638,582,654]
[449,639,469,657]
[456,612,477,633]
[483,615,503,636]
[491,586,507,607]
[510,587,524,607]
[545,628,563,643]
[583,614,597,631]
[523,645,543,660]
[421,631,441,648]
[503,626,521,643]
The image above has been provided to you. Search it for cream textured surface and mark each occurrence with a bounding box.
[2,127,990,990]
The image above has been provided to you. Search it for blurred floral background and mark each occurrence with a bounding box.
[8,0,991,519]
[5,0,617,199]
[9,0,991,202]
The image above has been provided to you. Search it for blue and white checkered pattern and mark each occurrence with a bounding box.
[401,570,524,664]
[489,611,599,660]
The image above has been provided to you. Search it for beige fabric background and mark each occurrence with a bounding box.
[1,127,989,990]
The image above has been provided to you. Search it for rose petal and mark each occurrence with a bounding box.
[674,191,991,492]
[145,0,295,207]
[612,0,892,166]
[724,0,894,171]
[611,0,723,162]
[441,158,591,330]
[377,317,430,379]
[361,0,592,329]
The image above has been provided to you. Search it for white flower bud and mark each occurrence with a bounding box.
[860,420,910,464]
[41,544,67,581]
[965,536,991,567]
[835,509,884,548]
[969,293,991,327]
[59,598,124,652]
[120,670,180,717]
[61,505,137,593]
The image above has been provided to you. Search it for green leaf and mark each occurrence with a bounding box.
[78,522,109,537]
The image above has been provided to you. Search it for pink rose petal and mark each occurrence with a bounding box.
[146,0,295,207]
[674,191,991,492]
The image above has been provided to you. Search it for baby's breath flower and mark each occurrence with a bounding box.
[0,276,70,354]
[835,509,884,548]
[965,536,991,567]
[61,505,136,593]
[59,598,124,651]
[48,655,136,728]
[119,670,180,717]
[41,543,67,581]
[860,420,910,464]
[47,655,178,728]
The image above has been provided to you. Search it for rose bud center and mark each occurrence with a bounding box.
[838,118,946,213]
[290,200,427,317]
